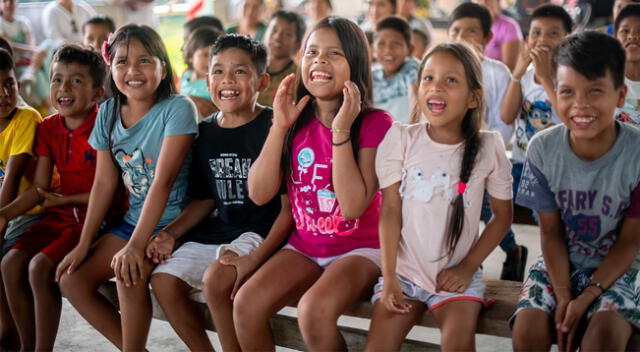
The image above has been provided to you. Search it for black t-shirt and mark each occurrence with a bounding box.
[182,107,281,245]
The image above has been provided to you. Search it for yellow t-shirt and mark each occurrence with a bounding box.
[0,106,43,215]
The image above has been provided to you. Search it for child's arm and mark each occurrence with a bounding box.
[0,154,33,209]
[558,215,640,351]
[331,81,381,220]
[219,194,294,299]
[436,196,513,293]
[377,183,411,313]
[248,74,310,205]
[146,198,216,264]
[0,156,52,221]
[500,43,531,125]
[111,133,194,287]
[55,150,120,281]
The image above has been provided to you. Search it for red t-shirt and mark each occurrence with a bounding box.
[34,106,99,219]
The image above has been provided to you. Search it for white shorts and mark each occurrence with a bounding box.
[152,232,263,302]
[282,243,381,269]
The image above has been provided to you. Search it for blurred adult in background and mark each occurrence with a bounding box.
[360,0,396,32]
[43,0,96,45]
[473,0,522,71]
[304,0,332,27]
[107,0,158,28]
[227,0,267,41]
[396,0,432,38]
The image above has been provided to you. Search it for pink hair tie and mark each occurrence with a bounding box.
[102,32,113,66]
[458,182,467,195]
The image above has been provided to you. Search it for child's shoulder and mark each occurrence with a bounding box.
[361,108,393,130]
[15,106,43,124]
[482,57,510,77]
[528,123,565,148]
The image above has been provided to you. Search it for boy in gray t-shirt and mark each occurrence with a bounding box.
[511,32,640,352]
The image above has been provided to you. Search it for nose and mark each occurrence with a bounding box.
[313,53,328,65]
[221,70,236,84]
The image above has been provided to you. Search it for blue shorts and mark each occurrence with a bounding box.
[109,220,163,241]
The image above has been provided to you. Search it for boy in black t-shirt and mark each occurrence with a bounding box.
[147,34,293,352]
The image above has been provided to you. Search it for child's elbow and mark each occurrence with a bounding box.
[248,188,270,206]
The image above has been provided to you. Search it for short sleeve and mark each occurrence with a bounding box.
[88,99,113,151]
[499,17,523,43]
[626,182,640,218]
[359,109,393,149]
[404,58,420,84]
[375,122,405,189]
[33,121,51,158]
[515,139,558,212]
[485,133,513,200]
[18,17,32,36]
[9,109,40,157]
[163,96,198,137]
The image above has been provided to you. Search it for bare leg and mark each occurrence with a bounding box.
[59,234,126,349]
[431,300,482,351]
[28,253,61,351]
[364,299,426,351]
[581,311,632,352]
[1,249,35,351]
[202,254,239,352]
[151,273,213,351]
[297,255,380,352]
[233,249,322,351]
[0,275,20,350]
[117,257,155,351]
[511,308,554,352]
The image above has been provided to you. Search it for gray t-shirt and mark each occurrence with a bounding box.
[89,95,198,227]
[516,122,640,270]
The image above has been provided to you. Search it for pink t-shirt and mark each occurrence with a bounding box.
[286,109,393,257]
[484,14,523,62]
[375,122,512,293]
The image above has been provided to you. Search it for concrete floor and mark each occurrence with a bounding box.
[54,223,543,351]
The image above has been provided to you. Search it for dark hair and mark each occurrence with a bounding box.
[554,31,625,88]
[615,3,640,33]
[413,43,484,260]
[210,33,268,74]
[183,27,222,70]
[375,15,412,46]
[0,48,14,72]
[104,24,175,105]
[183,16,225,37]
[530,4,573,34]
[50,43,106,88]
[412,28,431,50]
[270,10,307,44]
[450,3,493,38]
[0,37,12,56]
[283,16,373,174]
[83,16,116,34]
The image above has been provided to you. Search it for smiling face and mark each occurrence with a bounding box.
[301,27,350,101]
[50,62,101,119]
[207,47,266,114]
[527,17,567,51]
[555,65,625,142]
[83,23,111,53]
[418,51,478,129]
[241,0,263,26]
[448,18,489,50]
[266,17,299,61]
[617,16,640,62]
[0,68,18,119]
[367,0,395,27]
[374,28,410,77]
[111,39,166,104]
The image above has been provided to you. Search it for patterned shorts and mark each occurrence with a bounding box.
[512,256,640,328]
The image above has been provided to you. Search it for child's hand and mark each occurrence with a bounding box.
[512,42,533,80]
[111,244,146,288]
[219,252,259,300]
[332,81,361,131]
[55,244,90,282]
[380,276,411,314]
[37,188,66,208]
[145,230,175,264]
[531,46,554,86]
[272,73,311,129]
[436,263,474,293]
[557,296,590,352]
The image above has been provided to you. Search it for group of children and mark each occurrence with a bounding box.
[0,0,639,351]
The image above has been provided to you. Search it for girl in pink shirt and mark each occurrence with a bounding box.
[365,42,513,351]
[238,16,392,351]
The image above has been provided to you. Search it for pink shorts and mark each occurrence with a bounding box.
[282,243,381,269]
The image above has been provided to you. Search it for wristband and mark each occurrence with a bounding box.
[510,75,521,83]
[330,128,351,134]
[332,136,352,146]
[586,281,605,294]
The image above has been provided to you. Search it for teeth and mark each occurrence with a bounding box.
[127,80,144,86]
[572,116,594,124]
[219,89,240,99]
[311,71,332,81]
[58,97,73,104]
[427,99,446,112]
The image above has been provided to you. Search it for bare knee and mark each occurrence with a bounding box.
[28,254,54,289]
[202,261,234,306]
[440,325,476,351]
[297,291,339,341]
[581,312,632,352]
[512,310,553,352]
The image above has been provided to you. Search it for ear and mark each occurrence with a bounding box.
[407,43,415,57]
[256,73,270,93]
[616,83,628,108]
[483,31,493,46]
[468,89,482,109]
[93,86,105,102]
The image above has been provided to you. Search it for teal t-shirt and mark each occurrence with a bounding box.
[226,22,267,42]
[180,70,210,100]
[89,95,198,227]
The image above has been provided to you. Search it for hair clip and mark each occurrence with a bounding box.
[102,32,113,66]
[458,182,467,195]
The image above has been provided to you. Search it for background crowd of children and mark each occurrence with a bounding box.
[0,0,639,350]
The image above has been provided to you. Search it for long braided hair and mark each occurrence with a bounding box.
[412,43,484,260]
